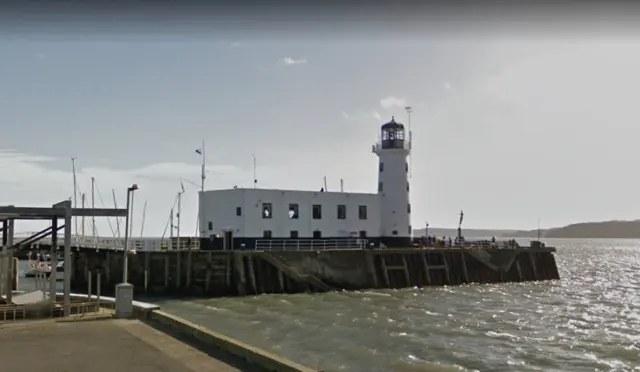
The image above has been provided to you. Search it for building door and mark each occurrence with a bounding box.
[224,230,233,251]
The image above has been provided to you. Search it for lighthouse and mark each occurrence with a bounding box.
[373,117,412,247]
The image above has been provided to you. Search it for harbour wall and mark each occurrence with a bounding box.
[145,309,318,372]
[68,247,560,297]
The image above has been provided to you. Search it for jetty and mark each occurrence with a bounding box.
[1,201,319,371]
[67,241,559,297]
[0,293,317,372]
[2,201,560,299]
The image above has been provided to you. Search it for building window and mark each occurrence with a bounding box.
[263,230,272,238]
[337,204,346,220]
[408,226,412,234]
[359,230,367,238]
[407,182,410,191]
[208,222,213,231]
[290,230,299,238]
[407,203,411,213]
[312,204,322,219]
[378,182,383,192]
[358,205,367,220]
[288,203,299,219]
[313,230,322,239]
[392,230,398,235]
[236,207,242,216]
[262,202,272,218]
[379,162,384,172]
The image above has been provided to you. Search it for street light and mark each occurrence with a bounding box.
[122,184,138,283]
[195,142,205,236]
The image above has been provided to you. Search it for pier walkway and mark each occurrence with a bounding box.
[0,318,258,372]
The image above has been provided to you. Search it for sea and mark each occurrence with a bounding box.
[17,239,640,371]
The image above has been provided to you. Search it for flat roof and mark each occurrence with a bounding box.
[203,188,378,197]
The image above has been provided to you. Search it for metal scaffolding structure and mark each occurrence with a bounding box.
[0,201,127,316]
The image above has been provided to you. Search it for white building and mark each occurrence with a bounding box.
[199,117,412,250]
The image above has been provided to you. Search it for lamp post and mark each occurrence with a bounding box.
[195,142,206,236]
[122,184,138,283]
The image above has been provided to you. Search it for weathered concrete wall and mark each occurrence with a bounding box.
[276,250,371,289]
[70,247,560,298]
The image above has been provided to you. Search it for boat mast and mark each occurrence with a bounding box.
[177,182,184,250]
[112,189,121,239]
[81,194,86,240]
[91,177,96,247]
[177,193,181,250]
[170,206,174,250]
[71,157,78,238]
[140,200,147,238]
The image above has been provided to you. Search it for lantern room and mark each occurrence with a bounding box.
[380,117,406,149]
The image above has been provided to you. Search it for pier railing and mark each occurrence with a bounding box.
[254,238,367,251]
[13,232,200,252]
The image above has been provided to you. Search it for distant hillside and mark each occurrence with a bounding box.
[413,228,518,239]
[415,220,640,239]
[508,220,640,239]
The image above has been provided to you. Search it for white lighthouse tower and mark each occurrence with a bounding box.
[373,117,412,246]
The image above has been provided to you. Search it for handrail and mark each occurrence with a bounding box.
[255,238,367,251]
[13,235,201,252]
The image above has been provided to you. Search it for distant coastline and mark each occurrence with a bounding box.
[414,219,640,239]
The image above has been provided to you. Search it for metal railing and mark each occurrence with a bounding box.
[13,233,201,252]
[372,139,411,153]
[254,238,368,251]
[0,301,115,323]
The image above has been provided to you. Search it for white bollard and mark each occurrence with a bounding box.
[96,272,101,309]
[88,271,92,303]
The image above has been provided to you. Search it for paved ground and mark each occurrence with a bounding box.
[0,318,256,372]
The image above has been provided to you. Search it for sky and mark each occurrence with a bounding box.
[2,3,640,237]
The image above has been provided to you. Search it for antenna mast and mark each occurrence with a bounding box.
[253,154,257,189]
[405,106,413,179]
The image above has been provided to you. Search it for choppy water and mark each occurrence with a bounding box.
[153,239,640,372]
[20,239,640,371]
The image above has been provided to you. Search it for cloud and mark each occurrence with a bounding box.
[0,151,242,238]
[380,96,408,110]
[341,111,350,119]
[443,82,452,91]
[282,57,307,65]
[373,110,382,121]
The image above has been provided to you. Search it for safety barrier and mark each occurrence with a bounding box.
[255,238,367,251]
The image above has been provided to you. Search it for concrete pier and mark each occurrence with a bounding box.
[0,295,317,372]
[0,316,315,372]
[69,245,560,298]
